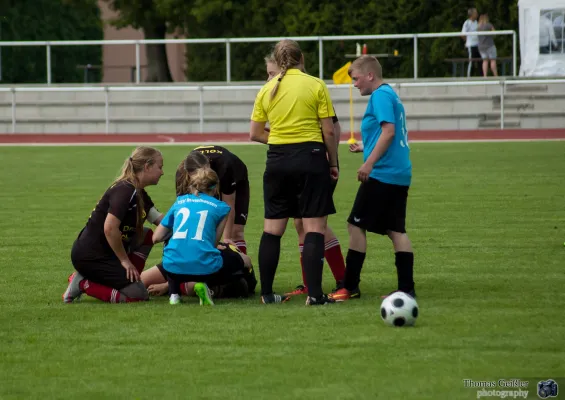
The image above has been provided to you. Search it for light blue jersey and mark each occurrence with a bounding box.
[361,84,412,186]
[160,193,230,275]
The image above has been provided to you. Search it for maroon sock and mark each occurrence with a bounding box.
[234,240,247,255]
[79,280,143,303]
[324,238,346,283]
[298,243,308,288]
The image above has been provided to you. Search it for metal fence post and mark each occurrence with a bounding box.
[11,88,16,133]
[512,31,517,77]
[135,42,141,84]
[104,87,110,134]
[318,37,324,80]
[46,43,52,84]
[500,80,505,129]
[226,40,231,83]
[413,35,418,79]
[199,86,204,133]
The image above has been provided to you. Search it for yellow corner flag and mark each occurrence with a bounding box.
[332,62,352,84]
[332,62,357,144]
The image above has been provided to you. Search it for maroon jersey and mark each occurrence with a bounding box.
[74,181,155,259]
[176,146,248,196]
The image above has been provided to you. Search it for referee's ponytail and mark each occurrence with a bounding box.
[270,39,303,100]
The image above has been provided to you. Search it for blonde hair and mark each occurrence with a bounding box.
[176,151,210,196]
[265,51,306,75]
[270,40,303,100]
[187,166,219,197]
[114,146,161,237]
[348,55,383,79]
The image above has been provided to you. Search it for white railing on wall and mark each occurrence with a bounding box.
[2,79,564,132]
[0,31,517,83]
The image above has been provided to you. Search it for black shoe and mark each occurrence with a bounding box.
[305,294,336,306]
[261,293,290,304]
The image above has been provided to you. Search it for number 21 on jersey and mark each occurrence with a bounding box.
[172,207,208,241]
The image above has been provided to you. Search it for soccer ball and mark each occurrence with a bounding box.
[380,292,419,327]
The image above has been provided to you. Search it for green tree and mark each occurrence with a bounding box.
[0,0,103,84]
[156,0,521,81]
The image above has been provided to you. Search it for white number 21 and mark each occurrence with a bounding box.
[171,207,208,241]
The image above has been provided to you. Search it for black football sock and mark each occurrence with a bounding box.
[302,232,325,298]
[258,232,281,296]
[395,252,414,292]
[344,249,366,291]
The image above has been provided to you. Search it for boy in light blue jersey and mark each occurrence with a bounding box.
[330,55,416,302]
[359,84,411,186]
[153,163,252,305]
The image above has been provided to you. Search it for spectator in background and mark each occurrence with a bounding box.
[461,8,480,77]
[540,12,558,54]
[477,14,498,77]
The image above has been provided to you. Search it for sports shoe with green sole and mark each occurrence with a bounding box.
[194,282,215,306]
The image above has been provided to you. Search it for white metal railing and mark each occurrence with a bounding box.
[0,31,517,84]
[2,79,564,133]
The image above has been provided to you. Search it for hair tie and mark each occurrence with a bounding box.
[209,184,217,189]
[129,157,133,162]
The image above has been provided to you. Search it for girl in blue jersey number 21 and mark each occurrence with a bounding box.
[152,160,252,305]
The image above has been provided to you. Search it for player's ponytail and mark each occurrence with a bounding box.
[176,151,211,196]
[188,166,220,197]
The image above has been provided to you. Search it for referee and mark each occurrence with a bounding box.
[250,39,338,305]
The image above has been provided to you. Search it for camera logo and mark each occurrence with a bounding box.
[537,379,559,399]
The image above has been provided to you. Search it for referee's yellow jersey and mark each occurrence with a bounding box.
[251,68,335,145]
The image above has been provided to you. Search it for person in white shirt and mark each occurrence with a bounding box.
[539,13,558,54]
[461,8,481,77]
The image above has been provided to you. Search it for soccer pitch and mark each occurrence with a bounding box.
[1,142,564,399]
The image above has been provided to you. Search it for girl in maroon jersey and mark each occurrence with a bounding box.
[63,146,165,304]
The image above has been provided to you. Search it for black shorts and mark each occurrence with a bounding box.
[330,161,339,197]
[71,240,132,290]
[233,179,250,225]
[157,248,246,287]
[263,142,336,219]
[347,178,409,235]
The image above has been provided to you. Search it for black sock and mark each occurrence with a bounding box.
[344,249,366,291]
[302,232,325,298]
[166,274,180,296]
[258,232,281,296]
[395,252,414,292]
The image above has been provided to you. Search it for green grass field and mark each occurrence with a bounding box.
[1,142,564,399]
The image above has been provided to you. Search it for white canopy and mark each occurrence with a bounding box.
[519,0,565,76]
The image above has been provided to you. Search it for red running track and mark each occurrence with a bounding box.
[1,129,565,143]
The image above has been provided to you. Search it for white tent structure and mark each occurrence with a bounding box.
[519,0,565,76]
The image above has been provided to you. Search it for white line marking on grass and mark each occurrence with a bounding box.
[1,138,564,147]
[157,135,176,143]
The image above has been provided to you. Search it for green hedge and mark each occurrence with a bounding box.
[0,0,103,84]
[182,0,519,81]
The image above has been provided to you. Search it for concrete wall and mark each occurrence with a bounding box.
[0,81,564,133]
